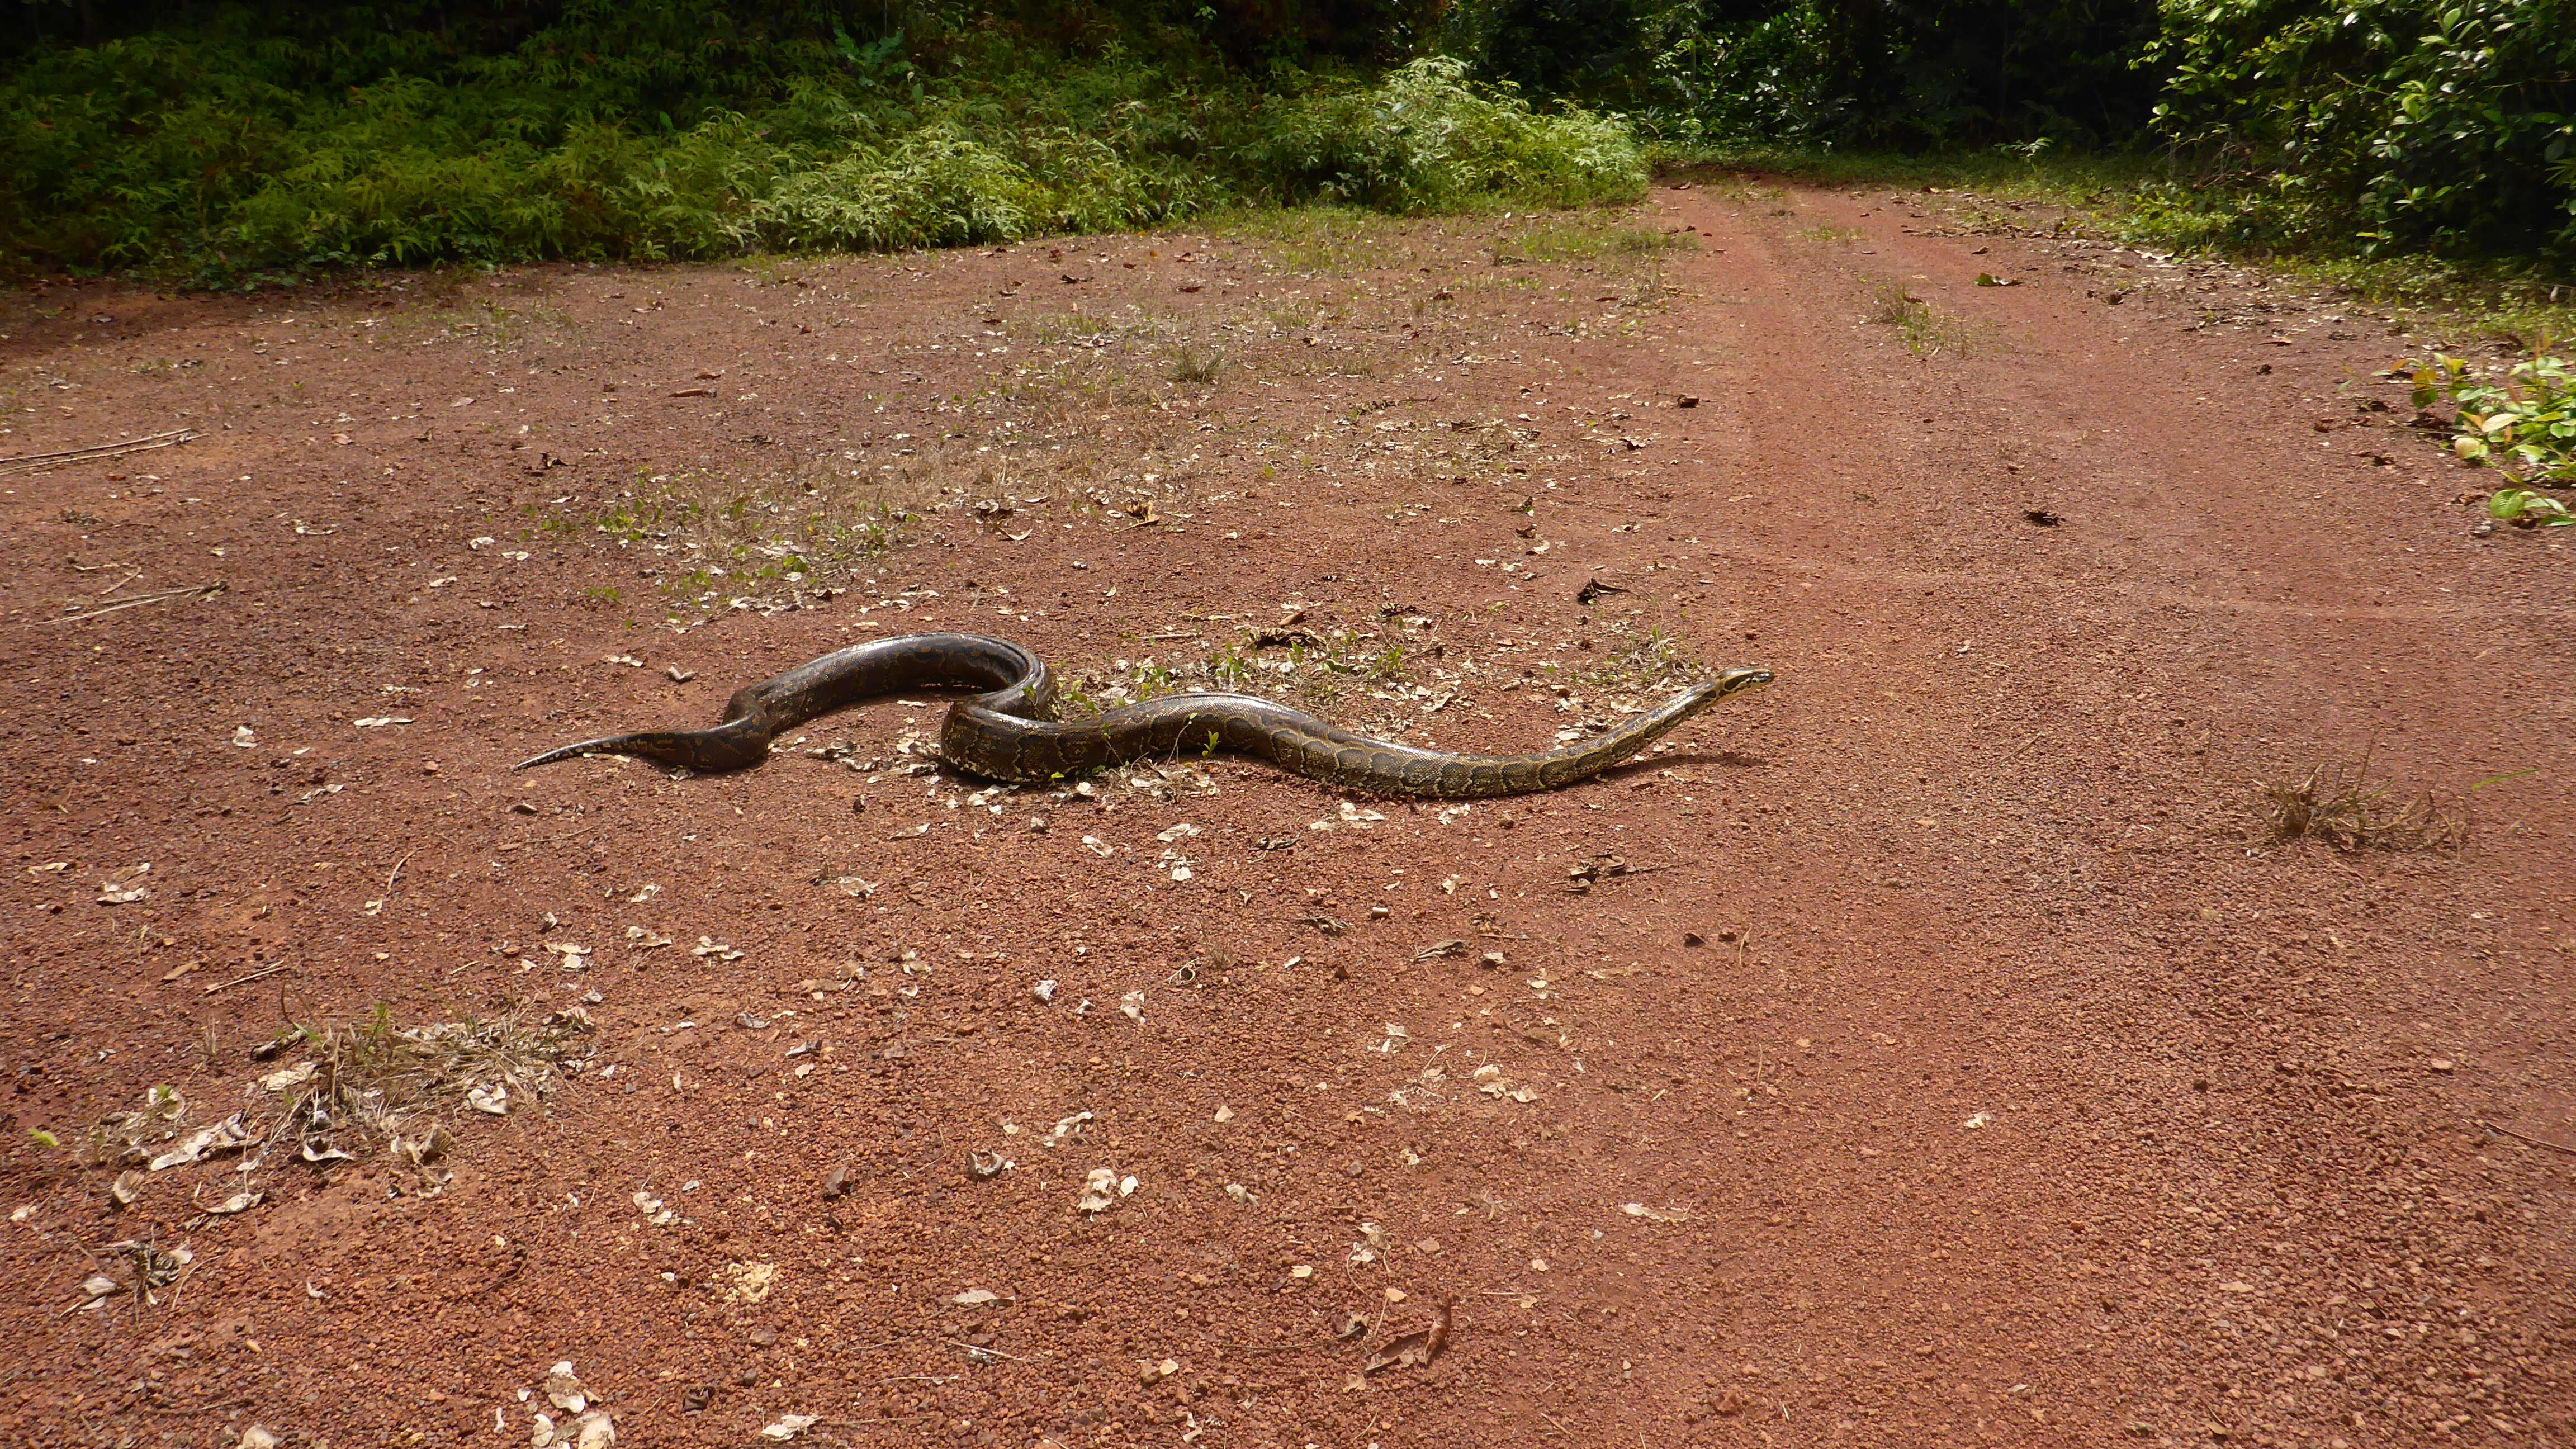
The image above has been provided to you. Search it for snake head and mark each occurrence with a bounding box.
[1712,665,1773,699]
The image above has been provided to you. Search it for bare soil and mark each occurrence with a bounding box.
[2,180,2570,1449]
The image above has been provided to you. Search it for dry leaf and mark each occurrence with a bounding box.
[1078,1167,1119,1213]
[546,1361,589,1413]
[1363,1299,1454,1374]
[148,1112,254,1171]
[257,1061,316,1094]
[97,863,150,905]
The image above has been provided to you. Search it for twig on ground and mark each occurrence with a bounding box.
[203,963,291,996]
[0,429,197,476]
[2483,1119,2576,1156]
[31,580,227,627]
[386,849,417,892]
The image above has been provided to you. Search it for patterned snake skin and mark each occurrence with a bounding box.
[514,632,1771,799]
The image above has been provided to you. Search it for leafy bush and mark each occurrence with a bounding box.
[2405,352,2576,481]
[1455,0,2165,149]
[2148,0,2576,258]
[0,11,1644,278]
[1254,56,1644,211]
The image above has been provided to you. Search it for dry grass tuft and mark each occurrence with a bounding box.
[83,1002,593,1194]
[1166,342,1227,386]
[275,1003,591,1174]
[2262,760,2468,851]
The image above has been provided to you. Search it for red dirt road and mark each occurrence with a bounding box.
[2,182,2569,1448]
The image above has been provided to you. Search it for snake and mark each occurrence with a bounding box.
[513,632,1770,799]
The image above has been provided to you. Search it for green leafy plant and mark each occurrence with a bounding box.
[2405,351,2576,482]
[1,21,1647,279]
[2147,0,2576,259]
[2489,487,2576,528]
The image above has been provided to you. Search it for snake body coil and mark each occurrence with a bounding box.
[515,632,1770,798]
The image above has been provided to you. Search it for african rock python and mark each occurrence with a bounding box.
[515,632,1770,799]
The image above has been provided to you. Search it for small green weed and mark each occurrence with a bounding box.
[1208,643,1254,692]
[1574,625,1704,696]
[1493,218,1687,266]
[1867,282,1974,357]
[580,456,917,615]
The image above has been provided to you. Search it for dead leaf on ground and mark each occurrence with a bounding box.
[148,1112,255,1171]
[1078,1168,1118,1213]
[97,863,150,904]
[1363,1298,1454,1374]
[546,1360,589,1413]
[532,1409,616,1448]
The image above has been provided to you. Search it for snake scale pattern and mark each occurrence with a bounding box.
[515,632,1771,799]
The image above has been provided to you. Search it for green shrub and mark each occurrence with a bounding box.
[0,13,1644,278]
[2148,0,2576,259]
[1455,0,2165,150]
[1256,56,1645,212]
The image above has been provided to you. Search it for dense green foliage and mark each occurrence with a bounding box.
[1455,0,2165,147]
[0,2,1637,278]
[2146,0,2576,258]
[1446,0,2575,263]
[5,0,2572,273]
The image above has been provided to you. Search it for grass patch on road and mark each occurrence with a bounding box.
[2262,760,2468,852]
[1867,282,1976,357]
